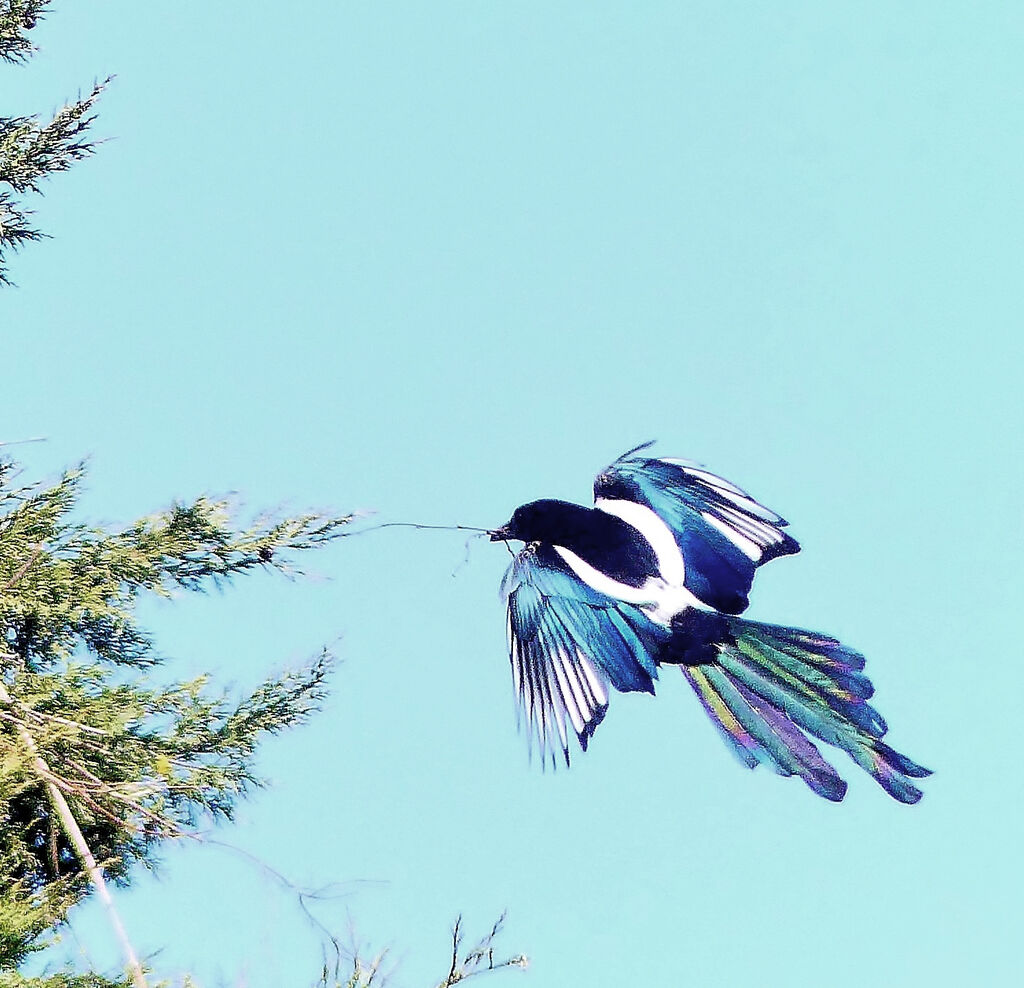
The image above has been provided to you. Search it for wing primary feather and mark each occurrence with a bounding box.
[546,664,571,766]
[595,454,798,613]
[550,648,587,736]
[542,616,601,738]
[578,652,609,708]
[501,542,661,764]
[677,465,749,498]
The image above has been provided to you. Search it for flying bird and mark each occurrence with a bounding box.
[489,443,929,803]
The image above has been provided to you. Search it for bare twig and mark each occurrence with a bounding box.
[435,912,527,987]
[445,915,463,987]
[190,834,359,974]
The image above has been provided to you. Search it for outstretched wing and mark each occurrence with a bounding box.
[595,444,799,614]
[502,542,670,767]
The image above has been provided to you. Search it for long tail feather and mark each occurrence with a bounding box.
[682,616,930,803]
[705,664,848,801]
[684,665,761,770]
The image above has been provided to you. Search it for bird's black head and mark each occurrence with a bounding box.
[490,499,587,544]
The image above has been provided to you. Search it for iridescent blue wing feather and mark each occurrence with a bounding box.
[595,446,799,613]
[502,542,670,766]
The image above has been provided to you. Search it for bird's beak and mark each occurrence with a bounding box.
[489,525,511,542]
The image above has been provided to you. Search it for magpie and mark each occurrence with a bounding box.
[489,442,930,803]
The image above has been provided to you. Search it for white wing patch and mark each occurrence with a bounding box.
[595,496,686,585]
[552,544,700,626]
[552,545,653,605]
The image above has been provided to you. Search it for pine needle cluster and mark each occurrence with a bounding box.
[0,1,106,284]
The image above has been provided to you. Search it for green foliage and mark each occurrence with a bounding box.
[0,457,353,970]
[0,974,128,988]
[0,885,52,968]
[0,878,117,981]
[0,1,105,284]
[0,2,47,64]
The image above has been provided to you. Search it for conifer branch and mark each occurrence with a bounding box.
[1,549,144,984]
[0,61,107,283]
[0,1,47,64]
[0,460,354,980]
[0,680,148,988]
[0,80,107,195]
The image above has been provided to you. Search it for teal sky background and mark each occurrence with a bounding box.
[5,2,1022,985]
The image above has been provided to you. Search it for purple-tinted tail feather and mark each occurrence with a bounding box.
[683,617,930,803]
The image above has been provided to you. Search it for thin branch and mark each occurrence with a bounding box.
[17,704,112,735]
[445,916,462,987]
[2,541,42,591]
[435,912,528,987]
[192,834,359,965]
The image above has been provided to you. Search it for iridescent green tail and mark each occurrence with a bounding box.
[684,617,930,803]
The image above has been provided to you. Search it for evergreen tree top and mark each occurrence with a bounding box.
[0,1,106,285]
